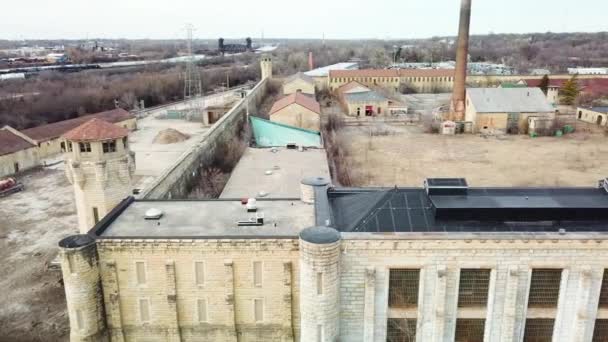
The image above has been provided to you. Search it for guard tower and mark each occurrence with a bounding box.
[59,234,108,342]
[63,118,134,233]
[261,54,273,80]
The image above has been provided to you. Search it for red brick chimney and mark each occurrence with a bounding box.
[308,52,314,71]
[449,0,472,122]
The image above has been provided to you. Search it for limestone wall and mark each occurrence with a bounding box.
[338,234,608,342]
[141,79,268,199]
[96,238,300,342]
[0,146,39,177]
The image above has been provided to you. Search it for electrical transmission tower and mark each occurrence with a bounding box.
[183,24,203,118]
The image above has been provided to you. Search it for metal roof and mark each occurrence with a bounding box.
[590,107,608,114]
[467,88,554,113]
[326,183,608,233]
[304,62,359,77]
[250,116,321,147]
[344,91,387,103]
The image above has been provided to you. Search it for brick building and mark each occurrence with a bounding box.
[59,175,608,342]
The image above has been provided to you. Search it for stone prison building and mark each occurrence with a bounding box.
[57,172,608,342]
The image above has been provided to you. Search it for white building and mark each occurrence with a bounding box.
[568,67,608,75]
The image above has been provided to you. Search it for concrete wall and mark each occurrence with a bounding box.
[577,108,608,127]
[141,79,268,200]
[0,146,39,177]
[96,238,300,342]
[270,104,320,131]
[338,234,608,342]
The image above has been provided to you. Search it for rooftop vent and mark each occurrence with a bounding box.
[237,213,264,226]
[601,178,608,193]
[144,208,163,220]
[424,178,468,196]
[286,143,297,149]
[246,198,257,212]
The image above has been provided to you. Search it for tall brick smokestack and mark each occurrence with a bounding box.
[308,51,314,71]
[450,0,472,121]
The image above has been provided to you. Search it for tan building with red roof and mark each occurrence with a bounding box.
[0,126,39,177]
[62,118,134,232]
[329,68,455,93]
[269,92,321,131]
[21,108,136,160]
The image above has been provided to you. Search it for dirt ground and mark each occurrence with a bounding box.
[341,124,608,187]
[0,167,76,342]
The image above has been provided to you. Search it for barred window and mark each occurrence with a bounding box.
[528,269,562,307]
[599,270,608,307]
[79,142,91,153]
[455,319,485,342]
[458,269,491,307]
[523,319,554,342]
[593,319,608,342]
[388,269,420,308]
[102,140,116,153]
[386,318,416,342]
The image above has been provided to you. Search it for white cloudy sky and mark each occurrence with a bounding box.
[2,0,607,40]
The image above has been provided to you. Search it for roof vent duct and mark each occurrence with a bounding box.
[144,208,163,220]
[237,213,264,226]
[246,198,257,212]
[600,178,608,193]
[424,178,468,196]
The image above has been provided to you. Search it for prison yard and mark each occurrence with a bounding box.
[339,123,608,187]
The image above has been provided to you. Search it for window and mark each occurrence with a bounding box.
[67,253,77,274]
[386,318,416,342]
[139,298,151,323]
[254,298,264,322]
[599,270,608,307]
[455,319,485,342]
[60,141,66,152]
[317,272,323,295]
[76,309,84,330]
[388,269,420,308]
[136,261,146,285]
[593,319,608,342]
[197,299,207,323]
[528,269,562,307]
[195,261,205,285]
[13,163,19,173]
[67,141,73,152]
[79,142,91,152]
[92,207,99,224]
[317,324,324,342]
[523,319,554,342]
[458,269,491,307]
[102,140,116,153]
[253,261,263,287]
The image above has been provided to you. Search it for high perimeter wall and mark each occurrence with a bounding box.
[141,79,268,199]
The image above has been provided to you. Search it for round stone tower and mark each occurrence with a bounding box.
[59,234,108,342]
[299,226,341,341]
[260,54,273,80]
[63,118,134,233]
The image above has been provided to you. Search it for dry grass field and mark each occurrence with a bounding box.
[340,124,608,187]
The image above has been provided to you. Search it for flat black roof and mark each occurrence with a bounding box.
[326,186,608,233]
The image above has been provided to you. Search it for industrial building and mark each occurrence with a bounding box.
[577,107,608,127]
[304,62,359,89]
[59,172,608,342]
[269,92,321,131]
[0,126,39,177]
[283,72,316,96]
[329,69,455,93]
[465,88,555,134]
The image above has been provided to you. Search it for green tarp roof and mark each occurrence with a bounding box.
[250,116,322,148]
